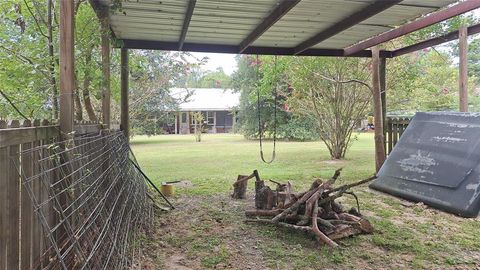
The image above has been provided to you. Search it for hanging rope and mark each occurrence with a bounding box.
[256,55,277,164]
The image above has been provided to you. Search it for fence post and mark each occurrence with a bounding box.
[7,120,20,270]
[0,120,7,270]
[386,118,393,154]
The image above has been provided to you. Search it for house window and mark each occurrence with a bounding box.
[206,111,215,125]
[181,112,187,123]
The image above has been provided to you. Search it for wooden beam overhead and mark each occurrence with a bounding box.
[178,0,196,51]
[345,0,480,56]
[293,0,401,55]
[392,23,480,57]
[119,39,394,58]
[238,0,301,53]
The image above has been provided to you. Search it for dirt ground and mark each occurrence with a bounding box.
[133,185,480,270]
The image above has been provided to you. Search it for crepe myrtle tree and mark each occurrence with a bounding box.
[287,57,372,159]
[191,112,205,142]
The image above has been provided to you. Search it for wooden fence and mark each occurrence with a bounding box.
[384,116,411,155]
[0,119,103,270]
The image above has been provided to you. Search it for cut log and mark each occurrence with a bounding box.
[245,218,311,233]
[328,225,363,240]
[272,168,342,223]
[256,186,276,210]
[242,168,374,249]
[245,209,283,217]
[232,174,249,199]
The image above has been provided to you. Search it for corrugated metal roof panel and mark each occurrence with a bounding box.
[185,0,279,44]
[252,0,373,47]
[103,0,460,50]
[109,0,188,40]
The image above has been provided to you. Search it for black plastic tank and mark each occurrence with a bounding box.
[370,112,480,217]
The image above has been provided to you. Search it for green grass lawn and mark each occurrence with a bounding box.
[131,133,480,270]
[131,133,374,195]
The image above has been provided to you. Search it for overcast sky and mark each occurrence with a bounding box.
[190,52,237,75]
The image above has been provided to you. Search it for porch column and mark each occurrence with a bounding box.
[372,46,386,172]
[459,25,468,112]
[174,112,178,134]
[213,111,217,133]
[121,48,129,140]
[59,0,74,138]
[101,11,111,128]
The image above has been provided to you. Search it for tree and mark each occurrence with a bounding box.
[287,57,372,159]
[231,55,318,141]
[126,50,194,136]
[191,112,204,142]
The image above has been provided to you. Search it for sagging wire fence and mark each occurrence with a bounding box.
[17,130,159,269]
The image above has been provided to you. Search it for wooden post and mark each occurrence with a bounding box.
[372,47,386,173]
[120,48,129,140]
[459,25,468,112]
[59,0,74,137]
[380,57,387,153]
[101,12,111,128]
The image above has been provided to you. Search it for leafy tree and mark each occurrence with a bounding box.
[191,112,204,142]
[176,65,232,88]
[287,57,372,159]
[231,55,318,141]
[198,67,231,88]
[127,50,193,136]
[0,0,198,132]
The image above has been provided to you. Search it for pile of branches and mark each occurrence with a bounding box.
[233,169,376,247]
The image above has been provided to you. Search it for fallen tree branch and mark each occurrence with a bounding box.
[311,198,338,247]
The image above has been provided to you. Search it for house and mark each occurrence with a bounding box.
[169,88,239,134]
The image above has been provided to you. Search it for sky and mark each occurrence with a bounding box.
[190,52,237,75]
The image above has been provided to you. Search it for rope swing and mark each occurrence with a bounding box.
[256,55,278,164]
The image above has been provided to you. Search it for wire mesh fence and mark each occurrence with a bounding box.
[18,130,152,269]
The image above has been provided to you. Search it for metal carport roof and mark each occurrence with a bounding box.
[89,0,480,56]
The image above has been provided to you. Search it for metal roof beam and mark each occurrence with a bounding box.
[392,23,480,57]
[345,0,480,56]
[238,0,301,53]
[178,0,197,51]
[293,0,401,55]
[119,39,393,58]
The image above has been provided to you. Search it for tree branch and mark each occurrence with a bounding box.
[0,89,29,120]
[23,0,48,38]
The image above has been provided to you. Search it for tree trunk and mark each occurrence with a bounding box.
[47,0,58,119]
[83,45,98,122]
[74,72,83,121]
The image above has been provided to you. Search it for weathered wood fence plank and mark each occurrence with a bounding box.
[20,120,33,270]
[384,117,411,154]
[0,120,7,270]
[0,119,105,269]
[7,120,20,270]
